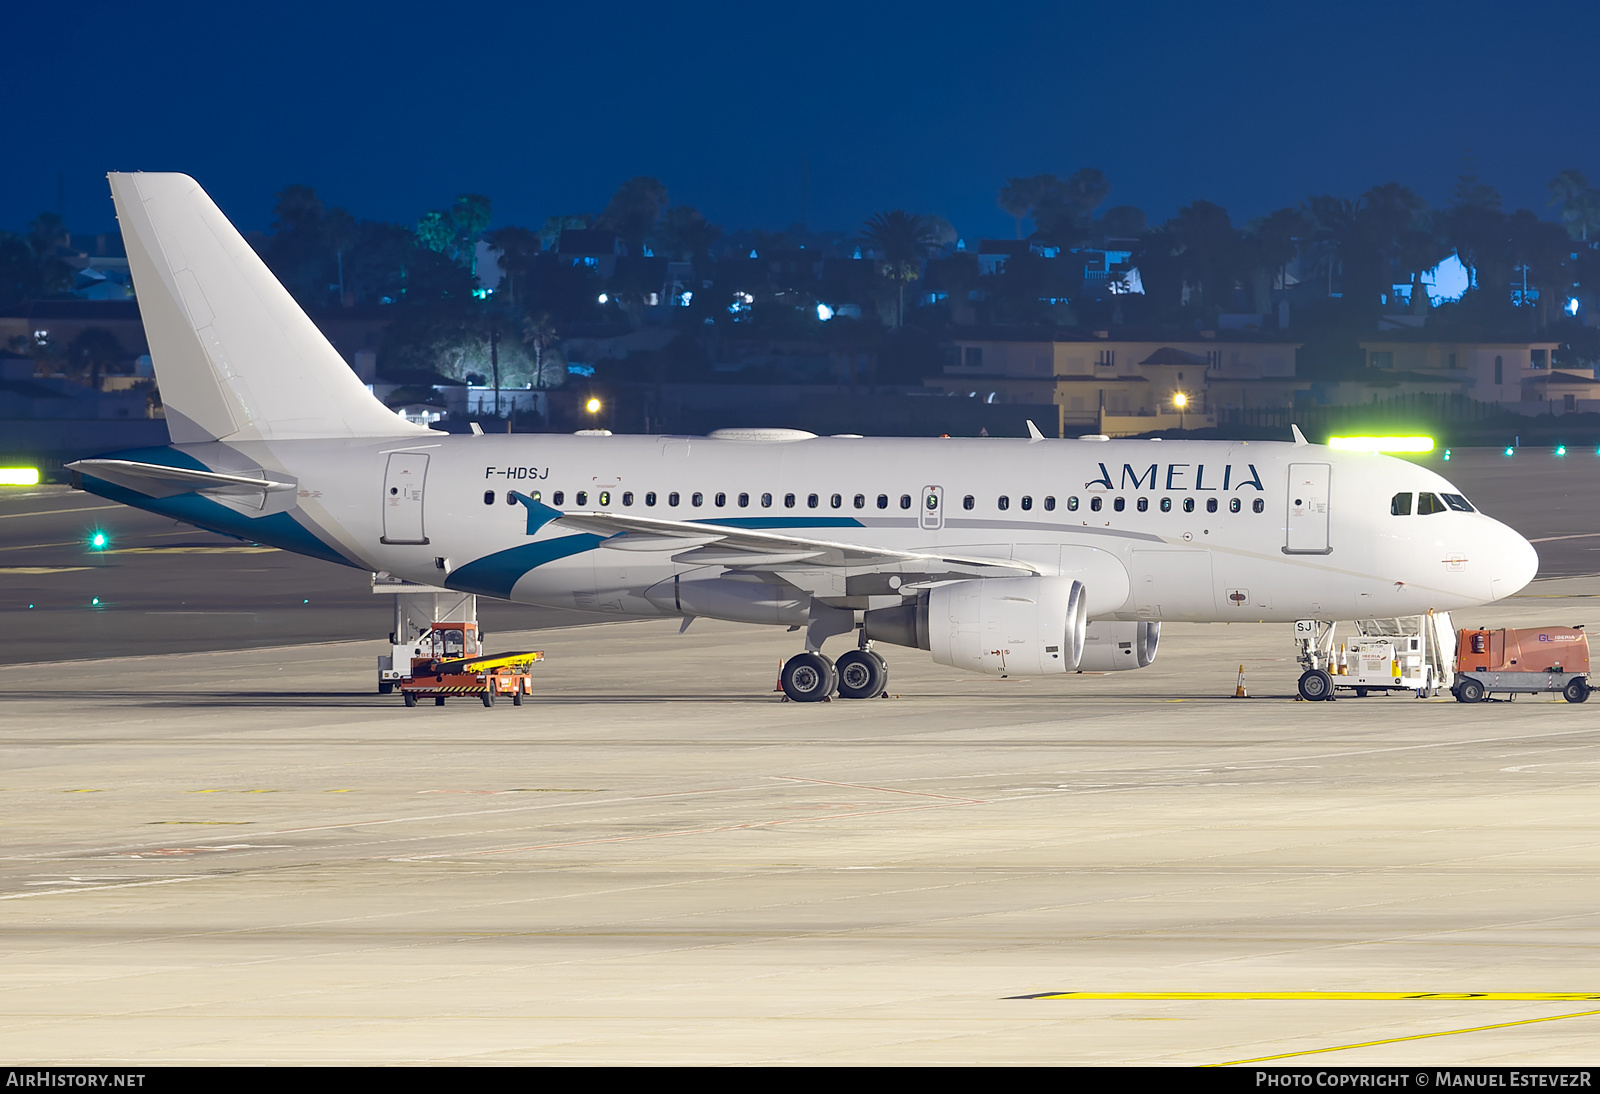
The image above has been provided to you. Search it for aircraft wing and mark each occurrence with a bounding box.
[511,493,1035,575]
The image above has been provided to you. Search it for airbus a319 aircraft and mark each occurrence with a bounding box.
[69,173,1540,701]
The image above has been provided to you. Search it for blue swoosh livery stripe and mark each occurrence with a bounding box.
[445,534,606,599]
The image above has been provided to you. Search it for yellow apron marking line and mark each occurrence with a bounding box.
[1024,992,1600,1001]
[0,566,91,574]
[1211,1007,1600,1067]
[0,505,121,521]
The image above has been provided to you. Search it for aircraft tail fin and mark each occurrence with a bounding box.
[109,172,430,443]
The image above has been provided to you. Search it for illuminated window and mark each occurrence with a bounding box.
[1067,496,1079,511]
[1206,498,1218,513]
[1182,498,1194,513]
[483,491,495,505]
[1252,499,1264,513]
[998,495,1010,511]
[1391,492,1412,516]
[1113,497,1125,512]
[576,491,588,506]
[623,491,634,505]
[668,492,680,506]
[1020,496,1033,511]
[1418,492,1445,515]
[1229,497,1240,513]
[900,494,912,509]
[691,492,703,506]
[1160,497,1171,512]
[1090,496,1102,512]
[807,493,819,508]
[738,492,749,508]
[599,491,611,506]
[645,491,657,506]
[1136,497,1148,512]
[761,493,773,508]
[963,495,974,510]
[529,491,541,502]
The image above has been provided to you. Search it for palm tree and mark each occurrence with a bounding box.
[860,210,940,327]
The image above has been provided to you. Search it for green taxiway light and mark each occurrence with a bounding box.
[1505,446,1516,457]
[1556,445,1568,456]
[88,531,108,550]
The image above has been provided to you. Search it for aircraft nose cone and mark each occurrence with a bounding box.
[1489,522,1539,601]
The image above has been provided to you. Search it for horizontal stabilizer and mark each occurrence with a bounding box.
[68,458,296,496]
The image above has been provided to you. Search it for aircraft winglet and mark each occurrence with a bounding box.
[1026,419,1046,442]
[1291,424,1308,446]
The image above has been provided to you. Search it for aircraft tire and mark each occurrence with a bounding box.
[1455,678,1485,703]
[835,650,888,699]
[1563,678,1590,704]
[781,652,835,702]
[1297,669,1334,702]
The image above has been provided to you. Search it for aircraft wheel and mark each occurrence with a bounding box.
[1297,669,1334,702]
[781,652,835,702]
[403,692,417,708]
[1563,678,1590,704]
[1455,678,1485,703]
[835,650,888,699]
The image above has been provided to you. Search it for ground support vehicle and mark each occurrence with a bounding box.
[388,618,543,708]
[1452,625,1589,703]
[1294,613,1456,701]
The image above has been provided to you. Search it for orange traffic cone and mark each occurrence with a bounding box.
[1233,664,1250,699]
[774,659,787,698]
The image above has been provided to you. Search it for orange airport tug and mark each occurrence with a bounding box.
[397,621,543,708]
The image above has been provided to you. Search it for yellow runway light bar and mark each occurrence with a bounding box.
[0,468,41,485]
[1326,436,1435,454]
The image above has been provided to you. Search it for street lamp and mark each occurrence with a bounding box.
[586,397,602,415]
[1173,391,1188,432]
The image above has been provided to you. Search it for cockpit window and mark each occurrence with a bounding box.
[1441,493,1475,512]
[1417,491,1446,515]
[1391,492,1412,516]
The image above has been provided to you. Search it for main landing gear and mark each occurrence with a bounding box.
[780,643,890,703]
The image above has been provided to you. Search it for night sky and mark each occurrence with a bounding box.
[10,0,1599,240]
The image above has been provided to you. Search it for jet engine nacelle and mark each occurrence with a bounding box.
[1075,621,1160,671]
[863,576,1087,675]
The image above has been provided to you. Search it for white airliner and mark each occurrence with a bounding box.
[69,173,1539,701]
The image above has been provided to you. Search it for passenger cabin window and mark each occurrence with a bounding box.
[576,491,588,506]
[1229,498,1240,513]
[1391,492,1413,516]
[1442,493,1475,512]
[645,491,657,506]
[877,494,888,509]
[668,492,680,507]
[483,490,495,505]
[1206,498,1218,513]
[784,493,796,508]
[1067,496,1079,511]
[738,492,750,507]
[1417,491,1445,515]
[854,494,866,509]
[599,491,611,506]
[1044,496,1055,511]
[715,492,726,507]
[830,493,841,508]
[507,492,518,505]
[963,495,975,510]
[1160,497,1171,512]
[622,491,634,506]
[1090,497,1102,512]
[1252,499,1264,513]
[998,495,1010,511]
[1136,497,1148,512]
[1182,498,1194,513]
[691,492,703,506]
[761,493,773,508]
[1113,497,1125,512]
[1021,496,1033,511]
[900,494,912,509]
